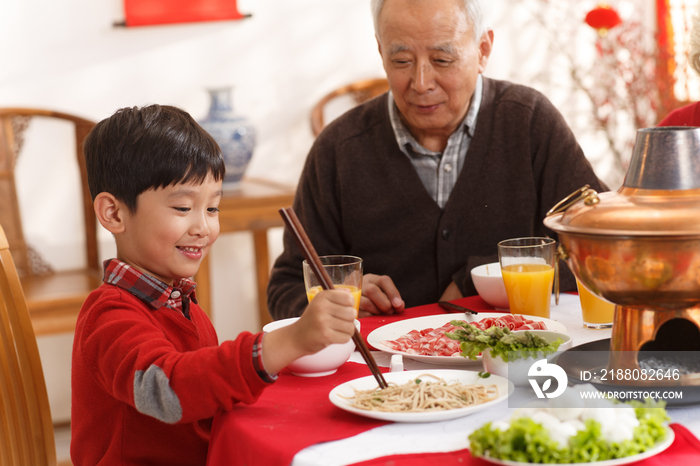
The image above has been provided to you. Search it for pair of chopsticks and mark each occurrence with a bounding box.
[279,207,388,389]
[438,301,478,315]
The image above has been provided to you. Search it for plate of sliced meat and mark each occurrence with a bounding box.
[367,313,567,365]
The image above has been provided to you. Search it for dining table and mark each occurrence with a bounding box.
[206,293,700,466]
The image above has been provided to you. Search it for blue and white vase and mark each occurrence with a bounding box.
[198,87,256,187]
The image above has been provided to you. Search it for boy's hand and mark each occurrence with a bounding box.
[261,289,356,375]
[294,289,356,353]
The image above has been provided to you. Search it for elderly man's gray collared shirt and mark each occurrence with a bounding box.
[388,74,483,209]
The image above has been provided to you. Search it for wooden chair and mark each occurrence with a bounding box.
[0,108,101,336]
[310,78,389,137]
[0,223,57,465]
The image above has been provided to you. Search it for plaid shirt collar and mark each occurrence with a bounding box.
[103,258,197,312]
[388,73,483,156]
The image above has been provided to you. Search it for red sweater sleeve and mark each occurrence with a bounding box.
[74,285,271,424]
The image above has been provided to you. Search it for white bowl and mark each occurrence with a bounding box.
[481,330,573,386]
[471,262,510,309]
[262,317,360,377]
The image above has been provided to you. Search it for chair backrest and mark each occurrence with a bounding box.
[310,78,390,137]
[0,223,56,466]
[0,108,98,278]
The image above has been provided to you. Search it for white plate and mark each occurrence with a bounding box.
[367,313,568,366]
[329,369,512,423]
[477,425,675,466]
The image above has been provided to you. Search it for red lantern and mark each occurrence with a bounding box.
[585,3,623,36]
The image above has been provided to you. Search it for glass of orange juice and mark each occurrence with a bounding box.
[303,255,363,316]
[576,278,615,329]
[497,237,556,318]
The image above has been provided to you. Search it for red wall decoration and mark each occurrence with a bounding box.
[123,0,248,27]
[656,0,676,87]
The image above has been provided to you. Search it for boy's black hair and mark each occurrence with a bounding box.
[84,104,225,211]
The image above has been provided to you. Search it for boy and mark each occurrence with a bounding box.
[71,105,356,465]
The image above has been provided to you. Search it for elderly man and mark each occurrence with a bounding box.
[267,0,607,319]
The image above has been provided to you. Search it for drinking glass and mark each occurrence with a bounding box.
[303,255,363,316]
[498,237,556,318]
[576,279,615,329]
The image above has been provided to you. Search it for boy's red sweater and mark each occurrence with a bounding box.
[71,284,270,465]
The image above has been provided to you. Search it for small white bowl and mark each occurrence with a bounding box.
[481,330,573,386]
[471,262,510,309]
[262,317,360,377]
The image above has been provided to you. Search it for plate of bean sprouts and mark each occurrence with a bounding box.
[329,370,512,422]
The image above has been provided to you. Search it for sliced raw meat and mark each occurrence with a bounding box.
[381,315,547,356]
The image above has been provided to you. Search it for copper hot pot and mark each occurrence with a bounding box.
[544,127,700,381]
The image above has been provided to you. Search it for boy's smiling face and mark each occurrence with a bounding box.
[115,174,223,285]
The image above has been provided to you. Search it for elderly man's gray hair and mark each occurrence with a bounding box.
[370,0,489,40]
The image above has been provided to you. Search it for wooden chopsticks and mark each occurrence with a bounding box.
[279,207,388,389]
[438,301,479,315]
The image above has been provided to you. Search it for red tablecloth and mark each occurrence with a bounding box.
[206,296,700,466]
[206,361,390,466]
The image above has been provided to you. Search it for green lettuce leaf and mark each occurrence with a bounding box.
[468,398,670,463]
[445,321,563,361]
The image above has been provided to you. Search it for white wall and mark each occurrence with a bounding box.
[2,0,384,423]
[2,0,627,423]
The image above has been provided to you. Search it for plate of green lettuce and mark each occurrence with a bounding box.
[469,399,673,464]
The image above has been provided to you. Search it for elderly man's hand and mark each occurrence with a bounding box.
[359,274,405,317]
[439,281,463,302]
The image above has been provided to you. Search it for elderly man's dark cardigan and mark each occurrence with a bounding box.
[268,77,608,319]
